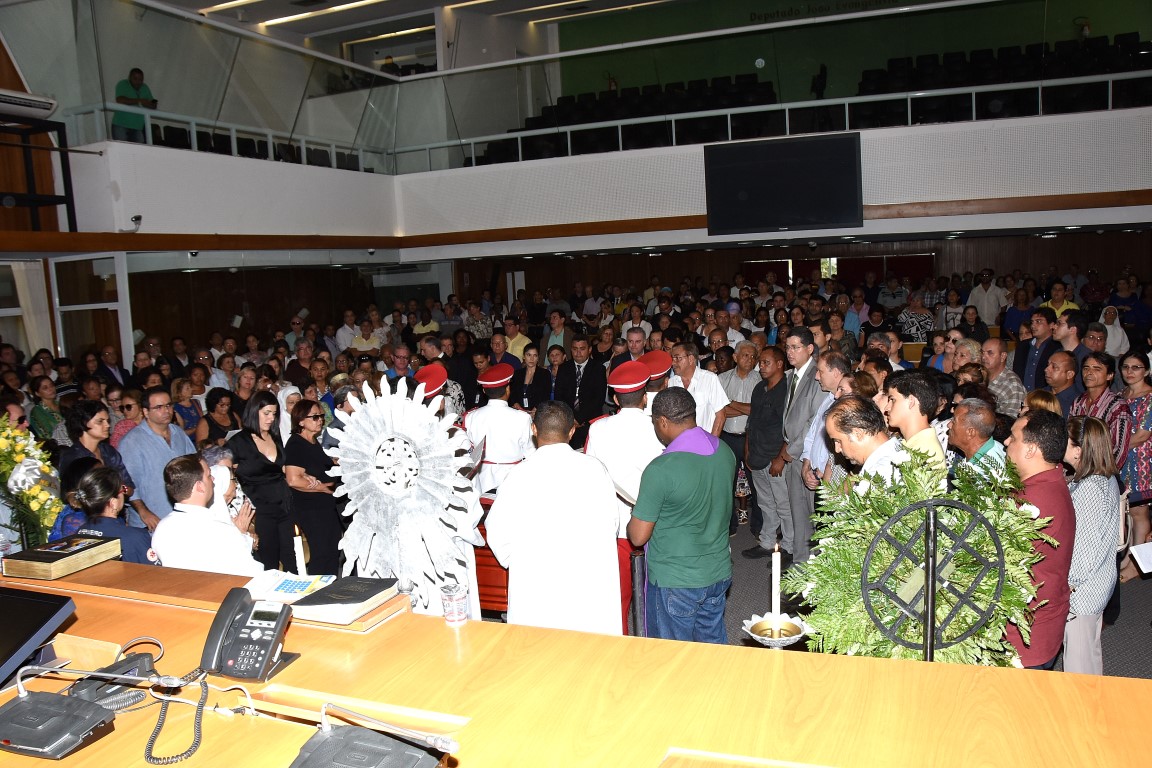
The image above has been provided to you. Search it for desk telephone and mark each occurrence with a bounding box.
[201,587,292,681]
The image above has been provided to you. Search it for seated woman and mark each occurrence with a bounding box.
[955,305,990,343]
[28,375,63,442]
[171,377,201,438]
[72,466,158,565]
[196,387,242,448]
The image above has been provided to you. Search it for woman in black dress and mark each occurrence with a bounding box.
[509,344,552,415]
[283,399,341,575]
[196,387,240,447]
[227,390,295,572]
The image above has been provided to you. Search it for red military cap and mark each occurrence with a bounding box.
[607,361,649,393]
[477,362,515,389]
[639,350,672,380]
[414,364,447,398]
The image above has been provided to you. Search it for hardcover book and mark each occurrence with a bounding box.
[1,536,122,580]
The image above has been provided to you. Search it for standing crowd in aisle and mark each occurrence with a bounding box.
[2,262,1150,671]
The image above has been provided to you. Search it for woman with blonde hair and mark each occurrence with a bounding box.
[1020,389,1062,417]
[1063,416,1120,675]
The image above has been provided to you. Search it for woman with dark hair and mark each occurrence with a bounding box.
[227,390,294,572]
[1119,350,1152,582]
[196,387,241,447]
[80,351,100,380]
[28,375,62,441]
[48,456,99,541]
[935,288,964,330]
[283,399,340,575]
[187,362,209,412]
[955,305,990,343]
[154,356,174,387]
[59,400,136,493]
[1063,416,1120,674]
[109,388,144,449]
[72,466,156,565]
[509,343,552,414]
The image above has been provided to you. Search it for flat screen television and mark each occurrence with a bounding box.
[704,133,863,235]
[0,587,75,689]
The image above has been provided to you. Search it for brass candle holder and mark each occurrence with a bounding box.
[742,613,809,649]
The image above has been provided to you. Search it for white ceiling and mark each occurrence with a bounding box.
[161,0,687,48]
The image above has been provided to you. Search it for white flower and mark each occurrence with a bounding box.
[891,449,911,465]
[1019,502,1041,520]
[846,643,861,656]
[802,582,816,598]
[855,479,872,494]
[1010,655,1024,669]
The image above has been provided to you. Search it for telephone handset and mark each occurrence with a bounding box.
[201,587,291,681]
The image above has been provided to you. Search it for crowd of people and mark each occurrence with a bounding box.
[1,261,1149,669]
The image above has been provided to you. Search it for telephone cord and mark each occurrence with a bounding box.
[143,669,207,765]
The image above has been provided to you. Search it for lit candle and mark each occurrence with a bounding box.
[771,544,781,636]
[293,526,307,576]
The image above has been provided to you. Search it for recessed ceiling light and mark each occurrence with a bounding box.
[1064,226,1080,230]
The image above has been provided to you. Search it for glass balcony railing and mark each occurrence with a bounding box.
[0,0,1148,176]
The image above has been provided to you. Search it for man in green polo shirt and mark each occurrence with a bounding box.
[628,387,735,643]
[112,68,157,144]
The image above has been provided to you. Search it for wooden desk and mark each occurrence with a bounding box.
[4,567,1152,767]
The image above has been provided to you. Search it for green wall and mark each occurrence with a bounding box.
[557,0,1152,101]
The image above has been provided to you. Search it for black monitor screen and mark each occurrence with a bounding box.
[0,587,75,688]
[704,133,863,235]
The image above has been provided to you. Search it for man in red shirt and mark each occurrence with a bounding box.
[1004,409,1076,669]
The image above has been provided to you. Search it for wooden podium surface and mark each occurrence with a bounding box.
[3,564,1151,767]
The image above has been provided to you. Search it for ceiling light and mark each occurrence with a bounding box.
[446,0,497,9]
[200,0,262,13]
[1064,225,1081,230]
[1040,234,1058,239]
[531,0,675,24]
[263,0,394,27]
[344,26,436,45]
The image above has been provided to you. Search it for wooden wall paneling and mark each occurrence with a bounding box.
[127,267,374,350]
[0,41,58,232]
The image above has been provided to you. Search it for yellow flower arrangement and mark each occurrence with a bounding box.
[0,415,63,548]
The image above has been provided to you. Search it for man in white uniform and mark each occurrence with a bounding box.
[585,361,664,634]
[464,363,534,493]
[151,455,262,576]
[485,401,621,635]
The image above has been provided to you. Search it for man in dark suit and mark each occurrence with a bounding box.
[609,327,646,372]
[553,335,607,449]
[1012,307,1060,391]
[97,345,132,387]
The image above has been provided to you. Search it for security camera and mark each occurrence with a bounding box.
[131,214,142,224]
[808,241,817,251]
[367,248,376,255]
[189,251,199,257]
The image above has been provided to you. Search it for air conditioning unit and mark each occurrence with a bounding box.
[0,88,57,119]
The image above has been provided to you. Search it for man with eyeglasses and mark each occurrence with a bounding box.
[118,386,196,531]
[386,344,416,381]
[97,345,131,387]
[968,269,1008,326]
[777,328,827,566]
[284,339,316,390]
[667,342,729,438]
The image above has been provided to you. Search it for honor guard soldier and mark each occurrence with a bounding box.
[638,349,673,415]
[464,363,534,493]
[585,360,665,633]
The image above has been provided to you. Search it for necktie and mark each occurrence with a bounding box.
[574,363,584,410]
[784,370,799,442]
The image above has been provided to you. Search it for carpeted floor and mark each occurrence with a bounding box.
[723,525,1152,677]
